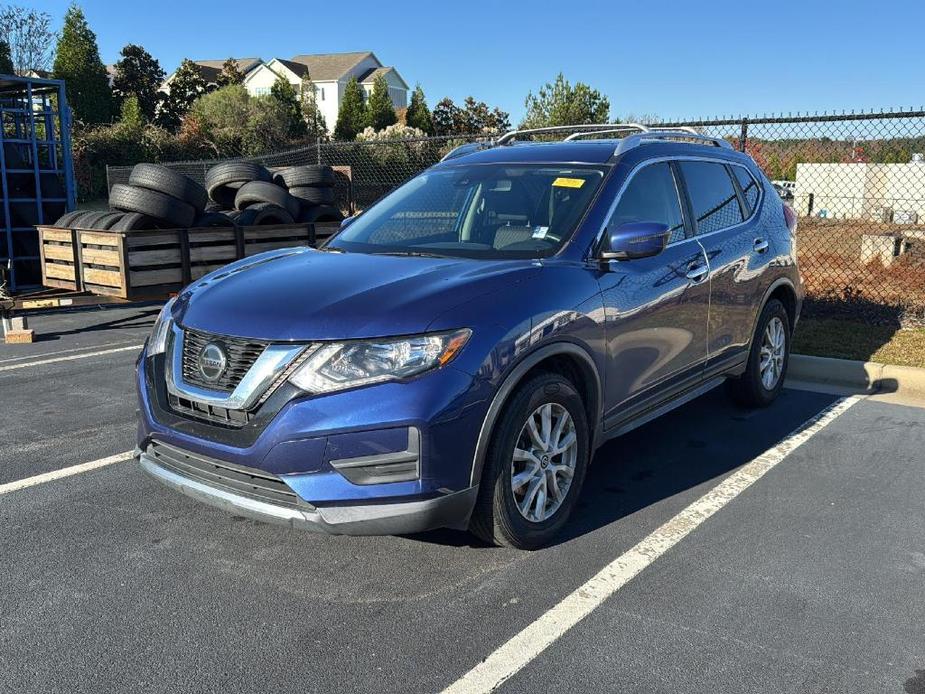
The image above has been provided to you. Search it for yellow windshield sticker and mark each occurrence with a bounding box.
[552,177,586,189]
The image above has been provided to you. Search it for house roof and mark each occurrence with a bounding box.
[286,51,376,81]
[191,57,263,83]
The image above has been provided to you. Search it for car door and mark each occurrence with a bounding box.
[596,160,711,430]
[676,160,770,373]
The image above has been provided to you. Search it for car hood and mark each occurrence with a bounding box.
[174,248,541,341]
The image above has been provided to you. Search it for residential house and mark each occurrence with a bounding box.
[160,58,263,93]
[244,52,408,133]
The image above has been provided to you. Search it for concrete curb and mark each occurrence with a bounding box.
[789,354,925,400]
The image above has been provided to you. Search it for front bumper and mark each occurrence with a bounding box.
[138,445,478,535]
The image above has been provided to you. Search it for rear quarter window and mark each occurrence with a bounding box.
[732,165,761,215]
[679,161,744,235]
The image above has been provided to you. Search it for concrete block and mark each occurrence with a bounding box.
[4,329,34,344]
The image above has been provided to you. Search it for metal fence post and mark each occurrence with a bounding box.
[738,117,748,152]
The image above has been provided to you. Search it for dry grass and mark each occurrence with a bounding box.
[793,318,925,368]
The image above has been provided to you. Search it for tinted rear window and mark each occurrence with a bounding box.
[679,161,744,235]
[732,165,761,214]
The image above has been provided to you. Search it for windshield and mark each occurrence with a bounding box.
[327,164,607,259]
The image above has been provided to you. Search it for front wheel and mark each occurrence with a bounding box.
[726,298,791,407]
[470,373,590,549]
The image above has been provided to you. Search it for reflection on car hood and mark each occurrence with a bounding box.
[174,248,540,341]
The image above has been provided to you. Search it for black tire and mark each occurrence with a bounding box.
[129,163,208,212]
[726,298,791,408]
[109,183,196,228]
[95,211,126,230]
[192,211,235,228]
[235,202,295,226]
[470,372,590,549]
[54,210,83,228]
[298,204,344,223]
[234,180,299,217]
[205,161,271,203]
[273,165,335,188]
[289,185,336,206]
[74,210,113,229]
[109,212,161,232]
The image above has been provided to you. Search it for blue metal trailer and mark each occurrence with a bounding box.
[0,74,75,292]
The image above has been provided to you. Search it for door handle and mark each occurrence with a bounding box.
[753,238,770,253]
[686,264,709,282]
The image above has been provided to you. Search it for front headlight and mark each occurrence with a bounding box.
[289,329,471,394]
[147,297,175,356]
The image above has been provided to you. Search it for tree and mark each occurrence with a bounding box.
[521,73,610,129]
[270,74,306,139]
[405,84,433,135]
[431,96,510,136]
[156,58,207,131]
[300,72,327,139]
[189,84,252,156]
[112,44,165,121]
[365,73,396,131]
[119,94,143,130]
[432,97,458,136]
[216,57,244,87]
[0,39,12,74]
[52,4,113,125]
[334,76,366,141]
[0,5,53,75]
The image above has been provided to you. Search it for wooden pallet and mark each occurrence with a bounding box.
[38,221,340,301]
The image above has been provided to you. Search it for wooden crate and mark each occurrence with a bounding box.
[38,221,342,301]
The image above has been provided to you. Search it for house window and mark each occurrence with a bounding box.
[320,87,324,101]
[254,87,270,96]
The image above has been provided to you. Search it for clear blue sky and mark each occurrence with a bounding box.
[30,0,925,124]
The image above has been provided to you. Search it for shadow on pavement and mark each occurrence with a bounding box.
[413,387,840,549]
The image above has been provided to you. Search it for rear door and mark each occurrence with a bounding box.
[596,161,711,429]
[677,160,770,374]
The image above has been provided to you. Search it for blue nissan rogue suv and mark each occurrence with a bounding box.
[136,125,801,549]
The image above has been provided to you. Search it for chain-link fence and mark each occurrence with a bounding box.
[107,109,925,326]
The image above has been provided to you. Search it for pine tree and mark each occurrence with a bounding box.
[300,72,327,139]
[52,4,113,124]
[431,97,459,136]
[334,76,366,141]
[119,94,143,130]
[269,74,306,139]
[405,84,433,135]
[521,73,610,129]
[112,43,165,121]
[0,39,12,74]
[366,73,396,132]
[217,57,244,87]
[156,58,207,131]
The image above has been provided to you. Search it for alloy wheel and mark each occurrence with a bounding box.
[760,316,786,390]
[510,402,578,522]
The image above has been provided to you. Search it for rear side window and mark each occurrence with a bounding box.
[732,165,761,214]
[609,162,686,243]
[679,161,744,235]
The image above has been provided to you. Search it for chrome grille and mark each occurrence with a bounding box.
[181,328,268,392]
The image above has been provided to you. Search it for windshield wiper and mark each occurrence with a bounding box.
[373,250,446,258]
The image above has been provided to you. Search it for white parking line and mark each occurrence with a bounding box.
[0,339,145,364]
[442,395,862,694]
[0,450,135,495]
[0,344,143,372]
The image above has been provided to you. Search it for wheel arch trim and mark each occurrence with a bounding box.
[751,276,799,337]
[468,341,602,487]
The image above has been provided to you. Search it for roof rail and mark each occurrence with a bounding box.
[495,123,644,146]
[613,129,734,156]
[439,141,492,162]
[562,124,650,141]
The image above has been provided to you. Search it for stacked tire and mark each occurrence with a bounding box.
[272,165,343,224]
[54,162,343,231]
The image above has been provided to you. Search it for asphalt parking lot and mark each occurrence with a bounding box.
[2,306,924,694]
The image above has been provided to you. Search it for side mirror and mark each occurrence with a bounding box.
[600,222,670,261]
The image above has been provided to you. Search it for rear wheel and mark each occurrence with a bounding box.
[726,298,790,407]
[470,373,589,549]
